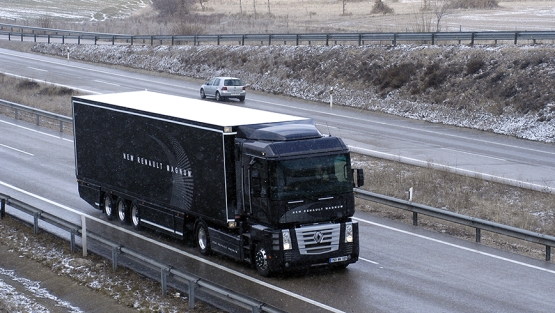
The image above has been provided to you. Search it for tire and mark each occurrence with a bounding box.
[239,96,245,102]
[103,194,116,221]
[200,89,206,99]
[195,221,211,255]
[131,202,141,230]
[117,199,129,224]
[215,91,222,102]
[254,243,271,277]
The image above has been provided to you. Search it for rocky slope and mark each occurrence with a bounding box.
[32,42,555,143]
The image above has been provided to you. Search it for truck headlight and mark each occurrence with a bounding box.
[345,223,353,243]
[282,230,292,250]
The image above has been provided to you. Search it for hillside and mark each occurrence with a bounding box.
[32,42,555,143]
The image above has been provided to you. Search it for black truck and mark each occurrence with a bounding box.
[72,91,364,276]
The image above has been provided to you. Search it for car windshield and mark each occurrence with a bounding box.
[268,154,353,201]
[224,79,243,86]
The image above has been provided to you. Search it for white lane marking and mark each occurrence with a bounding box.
[0,181,345,313]
[0,119,73,143]
[2,72,98,95]
[441,147,506,161]
[0,143,33,156]
[350,145,554,193]
[0,50,194,92]
[95,79,120,87]
[3,49,555,157]
[250,98,555,157]
[27,67,47,72]
[359,257,379,265]
[353,216,555,275]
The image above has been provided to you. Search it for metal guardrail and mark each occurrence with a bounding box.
[1,23,553,46]
[354,188,555,261]
[0,194,283,313]
[0,99,72,132]
[1,100,554,262]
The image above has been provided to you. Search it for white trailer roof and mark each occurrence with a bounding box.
[74,91,309,127]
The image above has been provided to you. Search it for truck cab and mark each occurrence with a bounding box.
[234,121,363,275]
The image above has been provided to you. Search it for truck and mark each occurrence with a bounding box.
[72,90,364,276]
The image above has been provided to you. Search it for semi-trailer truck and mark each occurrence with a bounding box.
[72,90,364,276]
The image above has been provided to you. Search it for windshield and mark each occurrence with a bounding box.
[269,154,353,201]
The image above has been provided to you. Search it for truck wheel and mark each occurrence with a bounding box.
[215,92,222,102]
[117,199,129,224]
[131,203,141,230]
[103,194,116,221]
[195,221,211,255]
[200,89,206,99]
[255,243,271,277]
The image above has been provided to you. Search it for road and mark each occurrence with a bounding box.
[2,47,555,193]
[1,48,555,312]
[1,115,555,312]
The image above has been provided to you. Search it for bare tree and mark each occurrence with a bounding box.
[371,0,394,15]
[431,0,449,31]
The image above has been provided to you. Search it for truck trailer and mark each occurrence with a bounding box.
[72,91,364,276]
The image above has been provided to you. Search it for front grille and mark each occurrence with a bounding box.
[295,224,340,255]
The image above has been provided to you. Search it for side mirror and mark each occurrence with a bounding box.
[353,169,364,187]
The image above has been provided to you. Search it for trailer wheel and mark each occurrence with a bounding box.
[131,203,141,230]
[195,221,211,255]
[215,91,222,102]
[254,243,271,277]
[103,194,116,221]
[117,199,129,224]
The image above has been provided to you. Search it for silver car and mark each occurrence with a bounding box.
[200,77,246,102]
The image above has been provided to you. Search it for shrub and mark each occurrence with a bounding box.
[371,0,394,15]
[466,57,484,75]
[449,0,499,9]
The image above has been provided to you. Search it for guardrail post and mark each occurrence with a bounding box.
[296,34,299,46]
[81,215,87,257]
[326,34,329,46]
[78,36,80,45]
[412,212,418,226]
[33,212,40,234]
[476,228,481,243]
[514,32,518,45]
[470,32,475,46]
[70,229,76,253]
[47,34,50,44]
[34,33,36,42]
[189,279,196,308]
[130,36,134,45]
[241,35,245,45]
[546,246,551,262]
[171,36,174,46]
[112,246,120,271]
[1,198,5,219]
[268,35,271,45]
[62,35,65,44]
[35,114,40,126]
[392,33,397,46]
[112,36,115,45]
[161,268,167,295]
[150,35,153,46]
[431,33,435,45]
[95,36,98,45]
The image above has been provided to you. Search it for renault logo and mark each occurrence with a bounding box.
[313,231,324,243]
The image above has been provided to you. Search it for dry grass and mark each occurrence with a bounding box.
[352,153,555,260]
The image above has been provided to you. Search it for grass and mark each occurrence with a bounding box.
[1,0,555,262]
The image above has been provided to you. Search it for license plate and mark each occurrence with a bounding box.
[231,93,240,96]
[329,256,349,263]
